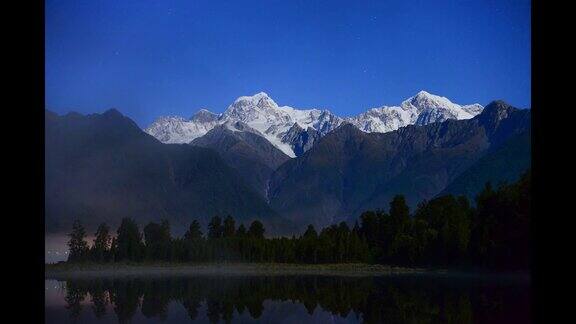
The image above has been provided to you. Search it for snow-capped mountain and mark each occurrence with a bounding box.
[219,92,343,157]
[145,109,220,144]
[145,91,483,157]
[145,92,343,157]
[346,91,484,133]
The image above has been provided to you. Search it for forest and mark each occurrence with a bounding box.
[66,171,530,270]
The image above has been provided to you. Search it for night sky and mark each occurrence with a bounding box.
[45,0,531,128]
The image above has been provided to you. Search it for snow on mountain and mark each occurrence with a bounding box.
[145,110,220,144]
[145,90,483,157]
[220,92,343,157]
[191,109,220,123]
[345,106,411,133]
[346,91,483,133]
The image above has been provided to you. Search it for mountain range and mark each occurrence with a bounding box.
[46,91,530,234]
[145,91,484,158]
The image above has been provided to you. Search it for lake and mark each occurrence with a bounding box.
[45,273,530,323]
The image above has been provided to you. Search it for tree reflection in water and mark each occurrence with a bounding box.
[62,275,529,324]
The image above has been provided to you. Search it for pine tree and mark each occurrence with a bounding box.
[352,221,360,236]
[184,220,204,262]
[236,224,247,237]
[184,220,203,241]
[301,225,318,263]
[110,237,118,262]
[223,215,236,238]
[91,223,111,262]
[389,195,410,233]
[303,225,318,239]
[67,219,89,262]
[388,195,413,264]
[208,216,223,239]
[116,218,143,261]
[248,220,265,239]
[143,220,172,261]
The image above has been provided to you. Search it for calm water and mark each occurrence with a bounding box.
[45,274,530,323]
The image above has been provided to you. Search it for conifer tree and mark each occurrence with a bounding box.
[116,218,143,261]
[184,220,203,241]
[223,216,236,238]
[144,220,171,261]
[67,219,89,262]
[91,223,111,262]
[208,216,223,239]
[184,220,204,262]
[236,224,247,237]
[248,220,265,239]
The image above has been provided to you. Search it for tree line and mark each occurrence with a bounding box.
[67,216,370,265]
[356,171,530,270]
[67,171,530,270]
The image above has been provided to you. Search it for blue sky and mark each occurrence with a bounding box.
[45,0,531,127]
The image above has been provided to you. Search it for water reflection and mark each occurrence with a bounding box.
[45,275,530,323]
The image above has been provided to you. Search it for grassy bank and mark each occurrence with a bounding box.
[45,262,435,279]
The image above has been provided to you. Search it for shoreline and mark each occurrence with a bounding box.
[45,263,529,280]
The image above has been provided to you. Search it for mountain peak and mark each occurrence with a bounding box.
[228,92,279,114]
[234,91,273,103]
[102,108,124,118]
[478,100,516,121]
[473,100,524,135]
[191,109,219,123]
[253,91,269,98]
[405,91,454,110]
[415,90,432,97]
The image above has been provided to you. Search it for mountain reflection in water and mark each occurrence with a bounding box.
[45,274,530,324]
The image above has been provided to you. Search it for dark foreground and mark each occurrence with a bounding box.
[45,263,530,324]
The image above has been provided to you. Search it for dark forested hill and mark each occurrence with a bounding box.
[440,128,531,200]
[268,101,530,230]
[190,121,290,196]
[45,109,290,234]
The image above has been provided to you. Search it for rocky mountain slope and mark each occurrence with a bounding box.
[440,128,531,199]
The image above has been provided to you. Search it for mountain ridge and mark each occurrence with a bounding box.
[46,97,530,235]
[145,91,485,157]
